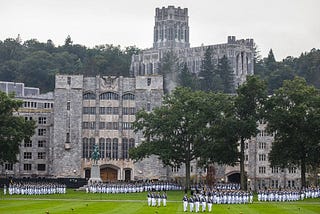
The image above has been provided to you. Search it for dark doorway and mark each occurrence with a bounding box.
[227,173,240,183]
[124,169,131,181]
[85,169,91,180]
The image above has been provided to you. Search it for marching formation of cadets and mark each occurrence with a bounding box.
[257,187,320,202]
[147,191,168,207]
[3,182,66,195]
[183,188,253,212]
[85,181,182,194]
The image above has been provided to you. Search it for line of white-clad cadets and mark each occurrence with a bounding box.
[85,182,182,194]
[147,191,168,207]
[257,187,320,202]
[4,182,66,195]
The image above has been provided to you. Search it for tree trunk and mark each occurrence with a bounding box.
[240,137,247,190]
[185,139,191,193]
[301,157,306,188]
[185,161,190,193]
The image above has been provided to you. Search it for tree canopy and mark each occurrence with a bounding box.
[0,91,36,164]
[235,75,268,190]
[130,87,238,192]
[254,48,320,94]
[264,77,320,187]
[0,36,140,92]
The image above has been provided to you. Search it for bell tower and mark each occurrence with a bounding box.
[153,6,190,49]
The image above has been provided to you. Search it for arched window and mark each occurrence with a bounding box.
[99,92,119,100]
[106,138,111,158]
[112,138,118,159]
[99,138,105,159]
[82,138,89,158]
[83,92,96,100]
[122,93,135,100]
[122,138,129,159]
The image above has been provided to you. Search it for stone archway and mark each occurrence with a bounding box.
[100,165,119,182]
[227,172,240,184]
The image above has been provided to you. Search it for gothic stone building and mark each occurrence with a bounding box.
[130,6,255,92]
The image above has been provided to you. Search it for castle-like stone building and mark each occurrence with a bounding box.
[130,6,255,92]
[0,6,303,190]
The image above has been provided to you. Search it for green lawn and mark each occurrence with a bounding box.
[0,189,319,214]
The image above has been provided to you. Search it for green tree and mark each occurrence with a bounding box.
[265,49,277,72]
[131,87,238,192]
[264,77,320,187]
[178,63,199,90]
[199,47,215,91]
[131,87,204,192]
[217,55,235,93]
[235,75,267,190]
[0,92,35,163]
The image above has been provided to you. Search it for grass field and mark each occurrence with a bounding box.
[0,189,319,214]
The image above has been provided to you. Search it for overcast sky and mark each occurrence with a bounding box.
[1,0,319,60]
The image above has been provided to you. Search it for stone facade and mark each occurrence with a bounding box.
[0,81,54,178]
[52,75,165,181]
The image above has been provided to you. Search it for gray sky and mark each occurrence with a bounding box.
[1,0,319,60]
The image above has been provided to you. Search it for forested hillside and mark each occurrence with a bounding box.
[0,36,139,92]
[255,48,320,93]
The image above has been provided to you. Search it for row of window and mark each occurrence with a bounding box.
[258,130,274,137]
[22,101,53,109]
[244,153,267,162]
[23,164,46,171]
[83,92,135,101]
[24,116,47,125]
[4,163,45,171]
[23,152,46,160]
[257,179,296,189]
[82,122,133,130]
[24,140,46,148]
[82,138,135,160]
[259,166,297,174]
[244,142,267,150]
[83,107,136,115]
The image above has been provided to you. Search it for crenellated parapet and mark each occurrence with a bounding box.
[153,6,190,49]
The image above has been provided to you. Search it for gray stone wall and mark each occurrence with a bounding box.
[52,75,83,177]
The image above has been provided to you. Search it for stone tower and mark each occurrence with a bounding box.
[52,75,83,178]
[153,6,190,49]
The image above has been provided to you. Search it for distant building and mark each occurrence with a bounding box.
[130,6,255,93]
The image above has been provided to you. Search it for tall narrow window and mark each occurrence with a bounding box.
[106,138,111,158]
[112,138,118,159]
[122,138,128,159]
[67,76,71,85]
[99,138,105,159]
[82,138,89,158]
[66,133,70,143]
